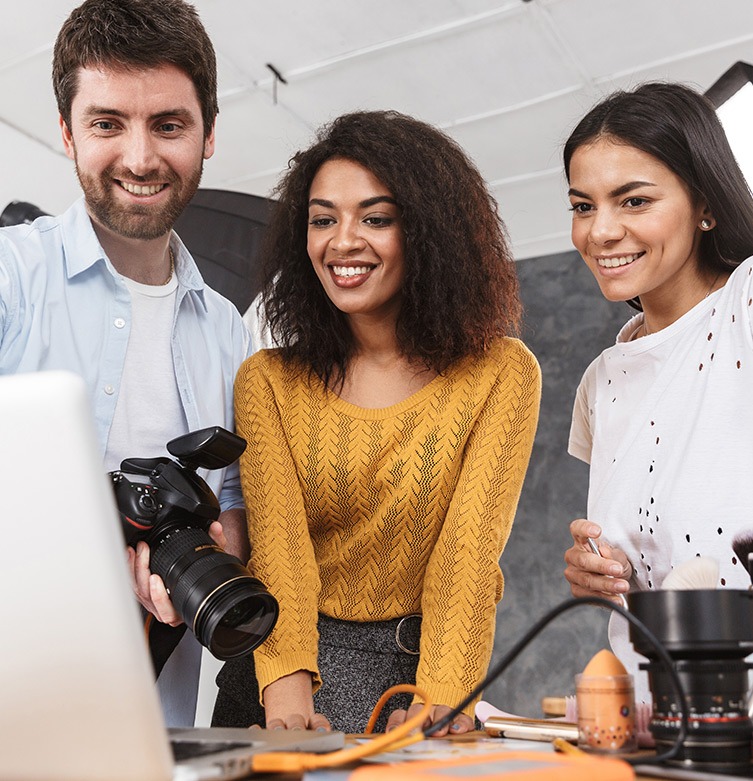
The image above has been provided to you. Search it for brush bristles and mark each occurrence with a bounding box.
[731,532,753,586]
[662,557,719,590]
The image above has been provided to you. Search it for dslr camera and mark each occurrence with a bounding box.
[110,426,278,660]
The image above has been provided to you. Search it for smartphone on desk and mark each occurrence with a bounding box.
[483,716,578,743]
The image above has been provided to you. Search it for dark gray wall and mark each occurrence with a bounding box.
[484,249,633,715]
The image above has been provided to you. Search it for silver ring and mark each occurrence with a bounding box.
[395,614,421,655]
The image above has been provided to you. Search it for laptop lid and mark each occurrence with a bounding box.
[0,371,343,781]
[0,370,174,781]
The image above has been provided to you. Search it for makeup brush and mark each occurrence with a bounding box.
[586,537,628,608]
[731,531,753,586]
[662,557,719,590]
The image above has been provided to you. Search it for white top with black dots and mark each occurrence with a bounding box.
[569,256,753,699]
[570,254,753,593]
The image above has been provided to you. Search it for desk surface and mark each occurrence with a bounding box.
[274,732,709,781]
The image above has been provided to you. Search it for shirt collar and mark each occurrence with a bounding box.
[61,198,106,278]
[60,197,208,309]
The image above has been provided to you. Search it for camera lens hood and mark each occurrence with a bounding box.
[628,589,753,658]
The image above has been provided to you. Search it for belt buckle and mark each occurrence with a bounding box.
[395,614,421,655]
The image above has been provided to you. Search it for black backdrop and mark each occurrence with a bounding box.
[174,188,274,315]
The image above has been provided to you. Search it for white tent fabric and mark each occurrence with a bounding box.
[0,0,751,260]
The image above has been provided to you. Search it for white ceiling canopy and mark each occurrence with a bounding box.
[1,0,751,259]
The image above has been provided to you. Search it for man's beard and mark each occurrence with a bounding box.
[75,159,203,241]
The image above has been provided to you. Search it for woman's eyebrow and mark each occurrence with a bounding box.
[359,196,397,208]
[568,181,657,199]
[568,187,589,199]
[609,180,657,198]
[308,195,398,209]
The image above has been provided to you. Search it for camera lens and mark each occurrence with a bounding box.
[629,589,753,773]
[149,524,278,660]
[642,657,752,773]
[196,581,279,659]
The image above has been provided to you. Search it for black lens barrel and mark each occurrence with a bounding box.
[642,658,753,773]
[194,578,279,658]
[147,523,278,660]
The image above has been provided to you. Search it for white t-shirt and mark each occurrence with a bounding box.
[105,273,186,470]
[104,272,202,726]
[569,256,753,697]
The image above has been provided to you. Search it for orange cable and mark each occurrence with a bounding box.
[250,684,431,774]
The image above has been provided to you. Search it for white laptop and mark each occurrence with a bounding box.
[0,370,343,781]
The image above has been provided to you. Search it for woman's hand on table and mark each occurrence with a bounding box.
[385,703,474,736]
[262,670,331,731]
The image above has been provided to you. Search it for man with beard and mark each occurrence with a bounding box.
[0,0,251,726]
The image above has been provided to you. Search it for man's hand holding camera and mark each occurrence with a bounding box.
[127,519,231,626]
[112,427,276,659]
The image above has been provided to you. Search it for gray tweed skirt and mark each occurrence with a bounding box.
[212,613,421,733]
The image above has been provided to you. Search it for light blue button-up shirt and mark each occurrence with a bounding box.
[0,198,252,510]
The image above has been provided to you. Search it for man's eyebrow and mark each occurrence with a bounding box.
[308,196,398,209]
[81,106,195,122]
[81,106,127,119]
[568,181,657,199]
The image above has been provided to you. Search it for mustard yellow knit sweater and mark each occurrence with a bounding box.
[235,337,541,715]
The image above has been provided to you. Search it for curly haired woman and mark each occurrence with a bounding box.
[213,110,541,734]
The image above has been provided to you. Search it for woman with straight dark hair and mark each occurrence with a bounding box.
[562,82,753,692]
[212,110,541,734]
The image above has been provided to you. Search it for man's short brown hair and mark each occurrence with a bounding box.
[53,0,218,136]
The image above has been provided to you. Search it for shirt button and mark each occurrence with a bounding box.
[114,318,126,329]
[104,385,115,395]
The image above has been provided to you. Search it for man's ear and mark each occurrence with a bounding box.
[60,115,75,160]
[203,118,216,160]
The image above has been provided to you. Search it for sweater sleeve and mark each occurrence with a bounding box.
[234,354,322,696]
[415,339,541,715]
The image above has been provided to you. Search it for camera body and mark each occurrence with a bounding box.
[110,427,278,660]
[113,447,223,549]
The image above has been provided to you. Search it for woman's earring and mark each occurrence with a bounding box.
[700,219,713,230]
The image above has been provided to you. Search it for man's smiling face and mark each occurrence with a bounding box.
[61,62,215,242]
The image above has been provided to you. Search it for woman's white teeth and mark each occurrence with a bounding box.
[333,266,370,277]
[120,181,165,195]
[598,253,641,268]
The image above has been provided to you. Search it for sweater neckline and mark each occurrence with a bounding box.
[311,350,482,421]
[316,365,453,420]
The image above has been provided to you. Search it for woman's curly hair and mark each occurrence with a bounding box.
[260,110,522,388]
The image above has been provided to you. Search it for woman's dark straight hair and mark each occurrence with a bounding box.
[564,82,753,308]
